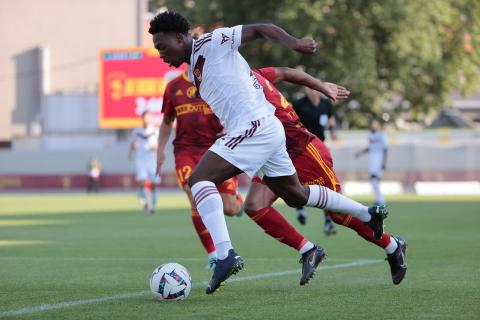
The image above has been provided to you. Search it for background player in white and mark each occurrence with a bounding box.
[355,119,388,205]
[149,11,388,294]
[128,111,161,214]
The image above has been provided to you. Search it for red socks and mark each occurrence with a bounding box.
[249,207,306,251]
[327,212,392,248]
[191,208,216,254]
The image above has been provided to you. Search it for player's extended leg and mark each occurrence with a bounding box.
[262,174,387,239]
[188,150,244,294]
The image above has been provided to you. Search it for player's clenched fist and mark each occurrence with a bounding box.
[292,37,318,54]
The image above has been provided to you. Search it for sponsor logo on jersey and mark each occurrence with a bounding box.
[221,33,230,44]
[175,102,213,116]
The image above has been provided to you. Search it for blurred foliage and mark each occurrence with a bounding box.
[154,0,479,127]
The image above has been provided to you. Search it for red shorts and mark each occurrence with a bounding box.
[252,138,341,192]
[174,151,238,195]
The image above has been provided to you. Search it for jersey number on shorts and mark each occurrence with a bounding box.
[176,165,192,185]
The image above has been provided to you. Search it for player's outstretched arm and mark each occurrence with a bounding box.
[241,24,317,54]
[354,148,369,158]
[156,116,174,176]
[272,67,350,102]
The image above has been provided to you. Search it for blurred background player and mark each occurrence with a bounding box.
[86,155,102,193]
[129,111,161,214]
[156,71,243,269]
[293,86,338,235]
[355,119,388,205]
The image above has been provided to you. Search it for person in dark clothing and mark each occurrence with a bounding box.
[293,86,337,235]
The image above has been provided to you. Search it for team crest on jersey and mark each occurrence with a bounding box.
[193,55,205,90]
[221,33,230,44]
[194,68,202,82]
[186,86,197,98]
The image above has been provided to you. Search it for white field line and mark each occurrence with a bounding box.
[0,259,381,318]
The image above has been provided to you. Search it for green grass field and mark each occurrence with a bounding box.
[0,193,479,319]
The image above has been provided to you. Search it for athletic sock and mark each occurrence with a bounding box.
[299,241,315,254]
[138,186,147,205]
[249,207,312,252]
[327,212,392,249]
[371,177,385,205]
[191,181,232,260]
[384,236,398,254]
[191,208,216,254]
[306,185,371,222]
[150,188,158,210]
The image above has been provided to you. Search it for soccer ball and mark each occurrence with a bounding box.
[149,263,192,301]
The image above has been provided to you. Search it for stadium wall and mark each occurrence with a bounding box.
[1,130,479,193]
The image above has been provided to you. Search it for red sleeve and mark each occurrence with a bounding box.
[254,67,276,83]
[162,81,175,119]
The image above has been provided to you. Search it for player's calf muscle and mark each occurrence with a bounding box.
[264,176,309,208]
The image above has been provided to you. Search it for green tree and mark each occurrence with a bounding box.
[154,0,479,127]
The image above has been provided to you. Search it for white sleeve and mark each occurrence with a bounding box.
[209,25,243,60]
[382,133,388,148]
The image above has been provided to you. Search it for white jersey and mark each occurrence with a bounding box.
[131,126,158,160]
[368,130,388,154]
[188,25,275,132]
[368,130,387,176]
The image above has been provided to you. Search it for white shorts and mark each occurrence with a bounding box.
[135,157,161,184]
[369,154,384,177]
[209,115,296,179]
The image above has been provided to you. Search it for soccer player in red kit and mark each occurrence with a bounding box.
[244,67,407,285]
[156,71,243,269]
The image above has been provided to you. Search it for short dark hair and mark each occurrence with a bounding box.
[148,11,191,35]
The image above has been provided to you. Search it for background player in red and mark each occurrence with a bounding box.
[244,67,407,285]
[156,71,243,269]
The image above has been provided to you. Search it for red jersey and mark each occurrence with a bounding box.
[162,72,224,155]
[253,68,316,159]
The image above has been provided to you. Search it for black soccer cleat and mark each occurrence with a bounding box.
[386,237,407,285]
[323,221,337,236]
[299,245,327,285]
[367,205,389,239]
[206,249,244,294]
[297,213,307,225]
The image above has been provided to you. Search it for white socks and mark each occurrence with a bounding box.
[138,186,147,205]
[299,241,315,254]
[385,237,398,254]
[191,181,232,260]
[306,185,371,222]
[371,177,385,205]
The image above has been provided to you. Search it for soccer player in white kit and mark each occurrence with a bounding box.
[129,111,161,214]
[355,119,388,205]
[149,11,389,294]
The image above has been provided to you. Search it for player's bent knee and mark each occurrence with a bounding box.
[282,192,308,208]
